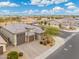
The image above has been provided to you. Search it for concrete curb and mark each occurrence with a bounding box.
[61,29,79,32]
[35,37,65,59]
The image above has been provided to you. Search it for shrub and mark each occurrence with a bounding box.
[40,41,43,44]
[48,23,50,26]
[47,39,51,44]
[19,52,23,57]
[42,38,45,40]
[7,51,19,59]
[43,42,47,45]
[50,44,53,46]
[59,24,62,28]
[44,21,47,25]
[69,27,76,30]
[7,56,10,59]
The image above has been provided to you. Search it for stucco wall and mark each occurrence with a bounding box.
[35,33,43,40]
[0,44,6,52]
[0,28,16,46]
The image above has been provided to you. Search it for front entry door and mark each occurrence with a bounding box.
[0,46,3,54]
[29,35,34,42]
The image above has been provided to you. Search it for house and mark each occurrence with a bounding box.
[49,18,77,28]
[0,36,7,54]
[49,20,60,26]
[60,18,76,28]
[21,17,36,24]
[0,24,44,46]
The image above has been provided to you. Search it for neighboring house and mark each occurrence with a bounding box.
[49,20,60,26]
[41,18,48,21]
[74,19,79,27]
[49,18,77,28]
[21,17,36,24]
[0,24,44,46]
[0,36,6,54]
[61,18,76,28]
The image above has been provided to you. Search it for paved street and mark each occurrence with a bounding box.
[46,31,79,59]
[58,31,73,39]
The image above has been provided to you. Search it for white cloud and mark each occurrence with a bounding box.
[65,2,75,6]
[55,0,68,4]
[31,0,41,3]
[31,0,68,6]
[0,1,19,7]
[22,8,79,15]
[41,0,51,5]
[65,10,72,13]
[21,9,51,15]
[65,8,79,15]
[75,9,79,12]
[0,10,10,15]
[53,6,64,12]
[73,9,79,13]
[65,2,77,10]
[38,4,44,7]
[67,5,77,9]
[31,0,41,5]
[41,10,49,14]
[28,10,34,14]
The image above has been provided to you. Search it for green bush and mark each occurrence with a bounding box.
[40,41,43,44]
[7,51,19,59]
[19,52,23,57]
[44,26,60,36]
[69,27,76,30]
[59,24,62,28]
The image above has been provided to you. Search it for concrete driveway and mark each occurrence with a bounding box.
[17,40,50,59]
[0,40,50,59]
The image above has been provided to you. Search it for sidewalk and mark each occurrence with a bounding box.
[35,36,65,59]
[61,28,79,32]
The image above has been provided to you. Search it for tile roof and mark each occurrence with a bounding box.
[2,24,44,34]
[0,36,6,44]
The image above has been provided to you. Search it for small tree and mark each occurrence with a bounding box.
[48,23,50,26]
[44,26,60,36]
[7,51,19,59]
[44,21,47,25]
[19,52,23,57]
[59,23,62,28]
[40,21,43,25]
[42,26,60,46]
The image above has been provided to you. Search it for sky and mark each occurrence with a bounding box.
[0,0,79,16]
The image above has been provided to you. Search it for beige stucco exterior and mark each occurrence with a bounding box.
[0,44,6,52]
[0,27,15,46]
